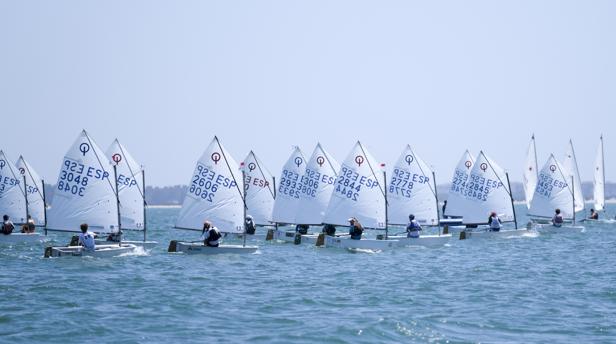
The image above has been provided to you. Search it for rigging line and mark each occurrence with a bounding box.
[4,154,27,198]
[408,145,438,199]
[116,141,145,200]
[481,151,513,199]
[84,132,117,196]
[21,158,45,202]
[319,144,339,178]
[214,137,246,208]
[357,142,386,203]
[251,151,275,200]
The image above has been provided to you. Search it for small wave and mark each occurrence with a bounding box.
[118,246,149,257]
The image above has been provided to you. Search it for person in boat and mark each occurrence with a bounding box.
[106,231,122,242]
[552,209,564,228]
[488,212,501,232]
[589,209,599,220]
[20,215,36,233]
[442,200,448,219]
[295,224,309,235]
[201,221,222,247]
[245,215,257,235]
[406,214,422,238]
[322,224,336,236]
[1,215,15,235]
[348,218,363,240]
[77,223,96,251]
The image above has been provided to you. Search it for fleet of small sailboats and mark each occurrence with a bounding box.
[0,131,610,257]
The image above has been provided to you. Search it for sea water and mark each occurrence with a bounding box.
[1,205,615,343]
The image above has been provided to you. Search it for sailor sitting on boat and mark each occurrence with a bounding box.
[348,218,363,240]
[201,221,222,247]
[1,215,15,235]
[20,215,36,233]
[589,209,599,220]
[78,223,96,251]
[322,224,336,236]
[406,214,422,238]
[245,215,256,235]
[295,224,309,235]
[552,209,564,227]
[106,231,122,242]
[488,212,501,232]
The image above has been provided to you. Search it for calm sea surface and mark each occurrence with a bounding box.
[1,205,615,343]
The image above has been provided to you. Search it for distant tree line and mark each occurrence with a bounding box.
[43,182,614,206]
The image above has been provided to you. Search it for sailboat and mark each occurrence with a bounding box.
[384,145,451,247]
[168,136,257,254]
[0,151,44,243]
[593,135,605,214]
[274,143,340,244]
[455,151,526,240]
[321,141,399,250]
[523,135,539,209]
[45,130,137,257]
[237,150,276,239]
[441,150,475,227]
[97,139,157,248]
[269,146,307,242]
[563,140,585,216]
[528,154,583,230]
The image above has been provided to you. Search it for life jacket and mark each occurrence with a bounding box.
[349,225,362,239]
[407,220,422,238]
[553,214,564,225]
[490,216,501,230]
[245,220,256,235]
[323,224,336,236]
[1,221,14,235]
[208,228,222,242]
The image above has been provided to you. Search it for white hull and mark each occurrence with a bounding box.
[167,240,258,254]
[44,244,137,258]
[535,224,585,232]
[95,239,158,249]
[274,229,299,243]
[0,233,45,244]
[324,235,399,250]
[273,229,321,245]
[459,228,531,240]
[388,234,451,247]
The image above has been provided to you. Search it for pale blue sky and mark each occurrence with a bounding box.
[1,1,614,186]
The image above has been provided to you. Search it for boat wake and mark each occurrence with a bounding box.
[118,246,149,257]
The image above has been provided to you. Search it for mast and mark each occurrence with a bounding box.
[42,179,48,235]
[242,169,247,247]
[571,175,576,225]
[432,171,441,235]
[382,167,388,239]
[505,172,518,229]
[600,135,605,211]
[113,163,122,245]
[273,176,278,233]
[532,134,539,180]
[142,168,147,242]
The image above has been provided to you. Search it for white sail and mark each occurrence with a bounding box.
[323,142,386,229]
[176,137,244,233]
[15,156,46,226]
[106,139,145,230]
[444,150,475,217]
[529,155,574,219]
[593,135,605,212]
[46,130,118,233]
[242,151,275,226]
[461,151,514,225]
[295,143,340,225]
[563,140,585,213]
[271,147,306,224]
[387,145,438,226]
[0,151,27,224]
[523,134,539,209]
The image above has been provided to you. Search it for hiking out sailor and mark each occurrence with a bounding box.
[348,218,363,240]
[552,209,564,227]
[77,223,96,251]
[488,212,502,232]
[589,209,599,220]
[406,214,422,238]
[295,224,309,235]
[1,215,15,235]
[322,224,336,236]
[201,221,222,247]
[245,215,256,235]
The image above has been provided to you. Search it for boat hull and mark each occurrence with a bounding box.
[0,233,45,244]
[459,228,531,240]
[388,234,451,247]
[167,240,258,254]
[95,239,158,249]
[324,236,399,250]
[44,244,137,258]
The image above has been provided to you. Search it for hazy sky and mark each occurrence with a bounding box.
[1,1,614,186]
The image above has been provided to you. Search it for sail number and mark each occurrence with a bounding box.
[0,173,19,194]
[333,165,379,201]
[57,159,109,197]
[465,174,502,202]
[536,172,567,198]
[189,164,236,202]
[298,168,335,198]
[278,169,302,199]
[389,168,429,198]
[450,169,469,194]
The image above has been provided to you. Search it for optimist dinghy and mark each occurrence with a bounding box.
[320,141,398,250]
[170,136,257,254]
[523,135,539,210]
[44,131,138,257]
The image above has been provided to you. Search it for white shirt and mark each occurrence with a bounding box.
[78,232,96,251]
[200,227,221,245]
